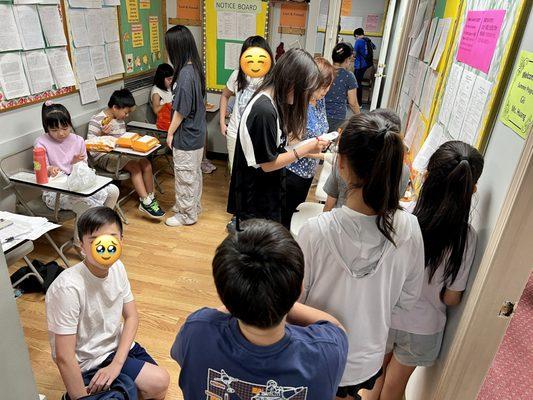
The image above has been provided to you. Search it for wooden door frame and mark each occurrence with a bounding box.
[434,125,533,399]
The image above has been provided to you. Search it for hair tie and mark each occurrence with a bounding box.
[377,127,388,137]
[44,100,54,106]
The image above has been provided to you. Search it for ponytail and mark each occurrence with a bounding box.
[338,113,404,244]
[414,141,484,284]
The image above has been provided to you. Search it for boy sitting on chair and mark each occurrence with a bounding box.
[46,207,169,399]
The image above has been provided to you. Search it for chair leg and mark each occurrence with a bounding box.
[115,204,129,225]
[154,174,165,194]
[11,256,45,288]
[43,232,71,268]
[23,256,44,285]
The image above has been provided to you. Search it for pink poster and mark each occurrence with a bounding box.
[365,14,380,32]
[457,9,506,74]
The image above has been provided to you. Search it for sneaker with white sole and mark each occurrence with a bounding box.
[165,215,197,226]
[139,199,165,219]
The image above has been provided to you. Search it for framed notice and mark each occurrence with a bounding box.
[203,0,269,91]
[279,2,308,35]
[171,0,202,26]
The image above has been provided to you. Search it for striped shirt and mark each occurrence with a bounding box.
[87,110,126,160]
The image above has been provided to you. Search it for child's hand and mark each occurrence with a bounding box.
[47,166,61,177]
[87,362,121,394]
[166,134,173,150]
[101,123,113,135]
[73,153,85,163]
[220,122,227,136]
[303,138,330,155]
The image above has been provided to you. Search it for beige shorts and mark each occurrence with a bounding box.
[93,153,139,173]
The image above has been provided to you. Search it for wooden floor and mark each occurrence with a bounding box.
[9,160,232,400]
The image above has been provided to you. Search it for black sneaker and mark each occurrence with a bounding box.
[139,199,165,219]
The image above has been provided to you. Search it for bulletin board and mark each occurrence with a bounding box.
[397,0,529,186]
[203,0,269,91]
[0,2,75,112]
[317,0,390,37]
[119,0,167,77]
[64,2,126,97]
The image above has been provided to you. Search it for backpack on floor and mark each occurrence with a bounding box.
[10,260,64,293]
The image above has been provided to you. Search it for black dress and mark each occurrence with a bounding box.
[227,92,287,225]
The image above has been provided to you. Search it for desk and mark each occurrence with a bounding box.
[111,144,161,157]
[7,172,112,266]
[9,171,112,197]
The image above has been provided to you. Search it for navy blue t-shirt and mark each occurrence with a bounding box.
[171,308,348,400]
[325,68,358,120]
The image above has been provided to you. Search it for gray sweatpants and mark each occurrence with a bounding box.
[172,147,203,225]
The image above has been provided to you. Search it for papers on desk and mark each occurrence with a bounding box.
[0,211,59,253]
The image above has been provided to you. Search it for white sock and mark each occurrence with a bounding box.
[148,192,155,201]
[141,196,152,206]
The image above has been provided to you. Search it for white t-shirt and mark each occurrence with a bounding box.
[150,85,173,106]
[225,70,262,139]
[391,201,477,335]
[298,206,425,386]
[46,260,134,372]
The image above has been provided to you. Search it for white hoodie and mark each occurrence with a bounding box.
[298,206,425,386]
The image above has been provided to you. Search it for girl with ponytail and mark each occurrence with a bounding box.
[375,141,484,400]
[297,113,425,399]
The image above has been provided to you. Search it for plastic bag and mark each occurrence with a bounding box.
[68,162,97,191]
[156,103,172,131]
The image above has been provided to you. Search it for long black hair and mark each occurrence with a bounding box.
[338,113,405,244]
[256,48,319,141]
[164,25,205,96]
[41,102,73,133]
[237,35,273,92]
[153,63,174,91]
[414,141,484,284]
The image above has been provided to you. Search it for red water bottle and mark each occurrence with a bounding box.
[33,147,48,184]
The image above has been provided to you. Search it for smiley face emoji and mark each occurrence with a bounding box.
[240,47,272,78]
[91,235,122,266]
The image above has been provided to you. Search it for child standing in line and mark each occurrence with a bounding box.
[88,89,165,219]
[219,35,274,173]
[372,141,484,400]
[227,49,330,229]
[282,56,336,227]
[46,207,169,400]
[150,63,174,131]
[298,113,425,400]
[323,108,410,211]
[325,42,360,133]
[172,219,348,400]
[35,101,119,247]
[164,25,206,227]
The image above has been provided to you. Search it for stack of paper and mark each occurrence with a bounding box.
[0,211,60,253]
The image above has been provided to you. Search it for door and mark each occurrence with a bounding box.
[370,0,398,110]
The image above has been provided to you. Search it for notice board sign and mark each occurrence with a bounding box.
[204,0,269,91]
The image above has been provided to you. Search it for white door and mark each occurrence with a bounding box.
[370,0,398,110]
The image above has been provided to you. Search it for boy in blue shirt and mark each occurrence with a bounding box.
[353,28,376,105]
[171,219,348,400]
